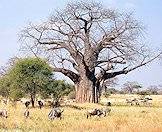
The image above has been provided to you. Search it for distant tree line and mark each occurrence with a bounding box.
[102,80,162,97]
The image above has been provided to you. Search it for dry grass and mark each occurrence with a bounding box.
[0,95,162,132]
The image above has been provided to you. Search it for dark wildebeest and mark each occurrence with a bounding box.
[48,107,64,120]
[86,108,101,119]
[24,109,29,118]
[87,108,111,119]
[2,99,7,105]
[126,99,134,106]
[145,97,152,101]
[106,102,111,106]
[38,101,44,109]
[100,108,111,117]
[25,101,30,108]
[0,109,8,118]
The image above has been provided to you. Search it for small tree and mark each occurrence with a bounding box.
[102,77,118,93]
[147,85,159,95]
[122,81,142,94]
[44,80,74,102]
[7,57,53,107]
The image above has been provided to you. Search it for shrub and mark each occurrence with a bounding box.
[68,91,76,99]
[103,92,111,98]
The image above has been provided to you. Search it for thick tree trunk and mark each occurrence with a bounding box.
[30,82,36,108]
[75,76,98,103]
[31,95,35,108]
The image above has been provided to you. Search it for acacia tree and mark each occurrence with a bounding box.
[20,1,161,103]
[122,81,142,94]
[147,85,159,95]
[102,77,118,94]
[8,57,53,107]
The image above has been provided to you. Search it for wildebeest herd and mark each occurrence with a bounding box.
[0,100,111,120]
[126,97,153,106]
[0,96,153,120]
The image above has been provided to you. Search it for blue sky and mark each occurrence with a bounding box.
[0,0,162,88]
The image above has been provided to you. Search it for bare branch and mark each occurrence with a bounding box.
[52,67,80,83]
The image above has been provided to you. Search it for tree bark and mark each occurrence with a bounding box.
[31,95,35,107]
[75,75,98,103]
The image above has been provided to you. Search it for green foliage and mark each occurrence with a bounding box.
[9,88,24,101]
[44,80,74,100]
[107,88,119,94]
[68,91,76,99]
[0,57,53,101]
[0,75,10,97]
[9,57,52,91]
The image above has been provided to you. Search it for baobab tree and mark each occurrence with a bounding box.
[20,1,161,103]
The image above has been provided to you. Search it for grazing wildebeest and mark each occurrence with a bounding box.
[141,98,152,106]
[25,101,30,108]
[138,97,152,106]
[87,108,98,119]
[145,97,152,101]
[0,109,8,118]
[2,99,7,105]
[126,99,133,105]
[38,100,44,109]
[106,102,111,106]
[126,98,140,106]
[86,108,108,119]
[48,107,64,120]
[24,109,29,118]
[101,107,111,117]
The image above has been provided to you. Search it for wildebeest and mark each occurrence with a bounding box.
[86,108,99,119]
[2,99,7,105]
[0,109,8,118]
[24,109,29,118]
[25,101,30,108]
[86,108,111,119]
[106,102,111,106]
[145,97,152,101]
[126,99,134,105]
[140,98,152,106]
[48,107,64,120]
[38,100,44,109]
[100,107,111,117]
[126,98,140,106]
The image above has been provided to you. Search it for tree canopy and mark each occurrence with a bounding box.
[0,57,53,106]
[43,80,74,101]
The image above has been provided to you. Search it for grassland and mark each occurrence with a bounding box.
[0,94,162,132]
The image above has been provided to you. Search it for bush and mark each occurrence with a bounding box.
[68,91,76,99]
[103,92,111,98]
[137,91,150,95]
